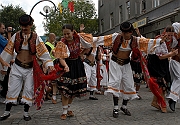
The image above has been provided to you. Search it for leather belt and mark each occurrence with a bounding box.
[15,58,33,69]
[111,55,130,66]
[84,58,95,66]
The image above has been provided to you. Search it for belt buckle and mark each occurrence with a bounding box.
[21,62,29,68]
[90,62,95,66]
[117,58,124,66]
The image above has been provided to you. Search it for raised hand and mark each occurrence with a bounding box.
[80,24,85,32]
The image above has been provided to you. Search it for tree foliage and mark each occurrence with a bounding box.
[0,4,36,34]
[44,0,98,37]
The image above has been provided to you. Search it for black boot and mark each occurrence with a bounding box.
[168,99,176,111]
[113,96,119,118]
[120,107,131,116]
[113,109,119,118]
[0,103,12,121]
[89,91,98,100]
[23,115,31,121]
[121,99,131,116]
[0,113,10,121]
[23,104,31,121]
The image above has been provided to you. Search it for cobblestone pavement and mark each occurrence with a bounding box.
[0,85,180,125]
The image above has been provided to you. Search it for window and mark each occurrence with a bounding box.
[100,19,104,33]
[135,2,137,15]
[142,0,146,10]
[119,5,123,23]
[99,0,103,7]
[152,0,160,8]
[110,12,114,28]
[140,0,146,14]
[126,1,130,19]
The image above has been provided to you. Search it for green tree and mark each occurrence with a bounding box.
[44,0,98,37]
[0,4,36,34]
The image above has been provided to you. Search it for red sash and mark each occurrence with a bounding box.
[33,56,64,110]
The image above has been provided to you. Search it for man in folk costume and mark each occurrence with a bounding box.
[103,47,111,73]
[82,46,99,100]
[93,21,165,118]
[78,24,98,100]
[97,45,108,94]
[0,14,55,121]
[166,22,180,111]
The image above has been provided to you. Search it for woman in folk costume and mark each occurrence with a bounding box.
[166,22,180,111]
[130,28,144,100]
[147,26,178,113]
[54,24,93,120]
[0,14,57,121]
[93,21,166,118]
[130,49,143,100]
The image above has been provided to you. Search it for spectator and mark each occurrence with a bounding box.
[0,23,12,99]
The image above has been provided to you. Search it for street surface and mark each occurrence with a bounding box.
[0,84,180,125]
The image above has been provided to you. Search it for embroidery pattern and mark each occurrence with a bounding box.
[122,40,129,48]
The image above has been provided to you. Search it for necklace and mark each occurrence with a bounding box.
[22,34,30,46]
[122,40,129,48]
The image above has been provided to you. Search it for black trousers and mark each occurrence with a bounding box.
[0,67,11,98]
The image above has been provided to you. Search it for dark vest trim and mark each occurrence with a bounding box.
[15,31,37,55]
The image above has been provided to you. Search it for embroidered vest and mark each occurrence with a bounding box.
[14,31,37,55]
[112,34,138,54]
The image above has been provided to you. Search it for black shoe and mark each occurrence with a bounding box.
[23,115,31,121]
[0,113,10,121]
[113,109,119,118]
[137,95,142,100]
[168,99,176,112]
[120,107,131,116]
[89,97,98,100]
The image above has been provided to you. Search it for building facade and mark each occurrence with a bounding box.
[98,0,180,38]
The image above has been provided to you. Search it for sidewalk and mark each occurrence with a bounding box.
[0,85,180,125]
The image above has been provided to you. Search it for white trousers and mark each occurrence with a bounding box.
[100,64,108,87]
[5,63,34,106]
[83,62,97,91]
[105,60,137,100]
[167,59,180,103]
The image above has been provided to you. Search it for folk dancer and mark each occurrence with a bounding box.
[0,14,55,121]
[166,22,180,111]
[54,24,93,120]
[147,26,178,113]
[97,46,108,94]
[83,47,99,100]
[130,28,144,100]
[93,21,165,118]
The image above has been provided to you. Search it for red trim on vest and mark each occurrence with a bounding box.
[112,34,138,54]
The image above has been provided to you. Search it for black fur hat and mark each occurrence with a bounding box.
[19,14,34,26]
[120,21,134,32]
